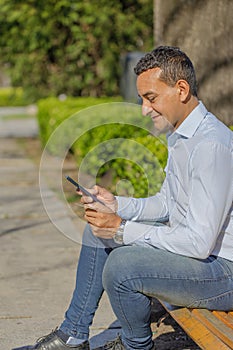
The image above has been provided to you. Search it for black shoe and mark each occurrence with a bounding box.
[92,335,156,350]
[12,328,90,350]
[92,335,125,350]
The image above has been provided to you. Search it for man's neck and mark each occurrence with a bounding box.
[175,96,199,129]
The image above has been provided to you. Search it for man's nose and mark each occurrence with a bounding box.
[142,104,152,117]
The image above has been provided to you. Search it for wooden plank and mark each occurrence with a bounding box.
[163,306,231,350]
[213,311,233,330]
[192,309,233,349]
[160,302,233,349]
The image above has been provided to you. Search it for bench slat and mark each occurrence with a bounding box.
[163,305,232,350]
[192,309,233,349]
[213,311,233,330]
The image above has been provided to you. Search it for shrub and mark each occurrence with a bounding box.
[37,96,123,146]
[0,87,30,106]
[37,97,168,197]
[0,1,153,99]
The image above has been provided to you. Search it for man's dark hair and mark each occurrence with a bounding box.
[134,46,198,97]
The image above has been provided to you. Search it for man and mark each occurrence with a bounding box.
[14,46,233,350]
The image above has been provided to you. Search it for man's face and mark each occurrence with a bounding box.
[137,67,183,132]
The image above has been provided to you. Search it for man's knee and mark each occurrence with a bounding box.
[102,246,136,292]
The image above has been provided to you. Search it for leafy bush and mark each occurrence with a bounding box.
[0,1,153,100]
[37,97,168,197]
[37,96,123,146]
[0,87,30,106]
[74,124,167,197]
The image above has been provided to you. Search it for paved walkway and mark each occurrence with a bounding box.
[0,106,38,138]
[0,116,116,349]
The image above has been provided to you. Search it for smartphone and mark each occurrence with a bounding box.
[65,175,106,206]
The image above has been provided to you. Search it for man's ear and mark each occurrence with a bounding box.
[176,80,190,102]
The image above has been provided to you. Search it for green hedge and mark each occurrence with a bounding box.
[37,96,123,146]
[37,97,167,197]
[0,87,30,106]
[37,97,233,198]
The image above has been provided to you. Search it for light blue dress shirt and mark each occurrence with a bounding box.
[117,102,233,261]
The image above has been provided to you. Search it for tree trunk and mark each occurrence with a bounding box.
[153,0,233,125]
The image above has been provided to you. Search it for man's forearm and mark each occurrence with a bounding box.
[116,194,168,222]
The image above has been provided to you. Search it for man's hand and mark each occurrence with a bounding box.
[80,185,117,213]
[79,185,121,239]
[84,208,122,239]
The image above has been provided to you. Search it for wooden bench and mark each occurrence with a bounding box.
[160,301,233,350]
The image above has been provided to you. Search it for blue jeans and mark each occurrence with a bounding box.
[60,224,119,340]
[60,224,233,348]
[103,245,233,350]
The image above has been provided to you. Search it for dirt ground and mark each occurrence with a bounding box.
[23,137,200,350]
[150,299,200,350]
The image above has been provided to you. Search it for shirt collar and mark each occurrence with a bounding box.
[167,101,208,147]
[175,101,208,138]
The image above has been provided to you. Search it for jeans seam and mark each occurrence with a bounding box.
[117,273,230,283]
[115,274,232,316]
[116,282,134,336]
[115,276,155,337]
[70,246,98,337]
[187,289,233,308]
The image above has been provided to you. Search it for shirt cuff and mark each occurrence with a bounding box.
[116,196,135,219]
[123,221,153,246]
